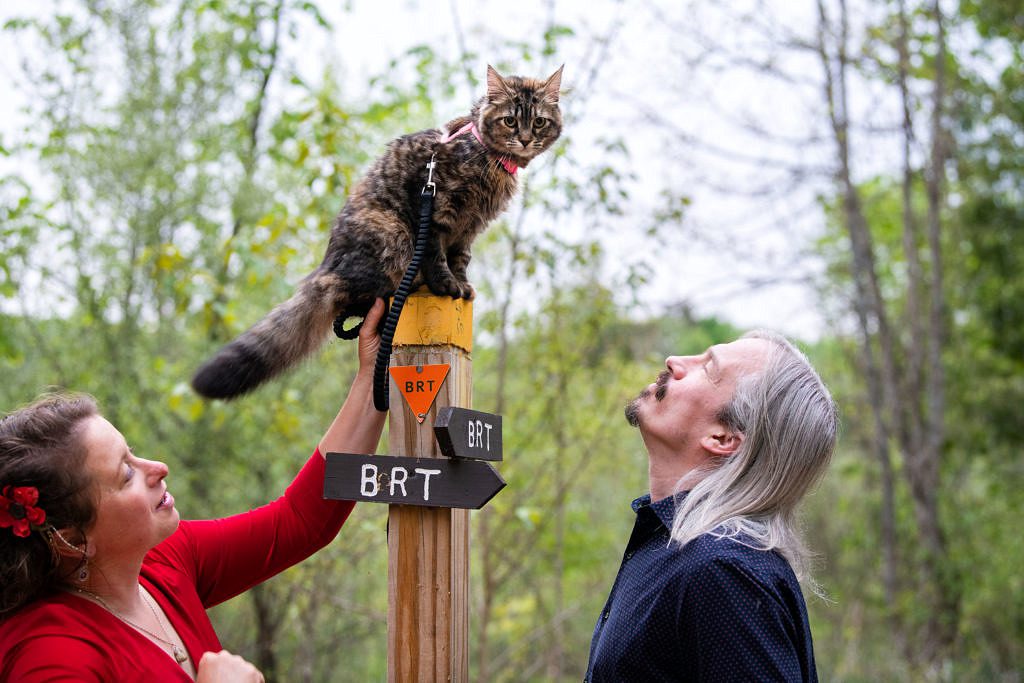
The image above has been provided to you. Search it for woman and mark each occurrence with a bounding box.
[0,300,387,682]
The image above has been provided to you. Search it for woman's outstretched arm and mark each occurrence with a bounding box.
[319,297,387,458]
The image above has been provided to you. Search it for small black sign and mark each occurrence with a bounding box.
[323,453,506,509]
[433,407,503,461]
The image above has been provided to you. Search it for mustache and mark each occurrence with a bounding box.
[653,370,670,401]
[625,370,671,427]
[637,370,670,402]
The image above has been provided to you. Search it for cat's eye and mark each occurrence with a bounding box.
[502,116,517,128]
[533,117,548,129]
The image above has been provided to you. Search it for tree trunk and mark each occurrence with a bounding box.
[545,368,568,681]
[817,0,957,669]
[914,0,958,664]
[815,0,905,629]
[207,0,284,340]
[251,582,281,683]
[888,0,924,652]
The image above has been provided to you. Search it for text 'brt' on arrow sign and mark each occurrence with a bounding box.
[323,453,506,509]
[433,407,503,461]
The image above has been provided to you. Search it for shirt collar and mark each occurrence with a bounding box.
[630,492,683,531]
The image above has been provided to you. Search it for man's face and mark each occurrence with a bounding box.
[625,338,771,451]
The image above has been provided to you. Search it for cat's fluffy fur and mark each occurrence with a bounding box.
[192,65,563,399]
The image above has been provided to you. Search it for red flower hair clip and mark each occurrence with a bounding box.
[0,485,47,538]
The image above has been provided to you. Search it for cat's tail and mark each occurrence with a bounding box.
[191,271,349,399]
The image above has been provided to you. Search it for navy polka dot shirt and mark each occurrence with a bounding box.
[585,494,818,682]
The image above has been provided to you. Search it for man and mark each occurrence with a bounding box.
[585,331,837,682]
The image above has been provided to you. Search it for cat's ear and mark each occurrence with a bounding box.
[542,65,564,104]
[486,64,511,102]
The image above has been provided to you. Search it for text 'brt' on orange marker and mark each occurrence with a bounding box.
[389,364,450,423]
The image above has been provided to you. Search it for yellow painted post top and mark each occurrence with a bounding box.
[392,287,473,352]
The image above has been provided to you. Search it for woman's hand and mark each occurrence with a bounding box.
[357,298,386,372]
[196,650,264,683]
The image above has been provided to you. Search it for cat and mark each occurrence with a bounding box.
[191,65,564,399]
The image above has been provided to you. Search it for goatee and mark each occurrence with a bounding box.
[624,397,642,427]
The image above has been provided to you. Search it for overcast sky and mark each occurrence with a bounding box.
[309,0,837,339]
[0,0,864,341]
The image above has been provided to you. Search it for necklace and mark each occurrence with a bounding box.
[74,585,189,665]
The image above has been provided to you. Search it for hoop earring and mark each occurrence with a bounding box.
[49,526,89,582]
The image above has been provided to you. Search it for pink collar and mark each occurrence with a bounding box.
[442,122,518,176]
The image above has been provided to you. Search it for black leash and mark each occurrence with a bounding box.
[333,154,437,412]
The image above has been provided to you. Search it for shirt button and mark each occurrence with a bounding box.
[625,551,634,560]
[602,610,610,621]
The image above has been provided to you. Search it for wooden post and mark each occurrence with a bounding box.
[387,288,471,682]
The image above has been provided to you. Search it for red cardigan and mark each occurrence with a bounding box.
[0,449,355,681]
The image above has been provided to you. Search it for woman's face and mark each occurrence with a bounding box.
[79,415,179,562]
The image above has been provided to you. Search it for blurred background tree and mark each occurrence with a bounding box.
[1,0,1021,680]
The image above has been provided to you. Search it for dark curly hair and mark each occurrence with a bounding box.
[0,392,99,617]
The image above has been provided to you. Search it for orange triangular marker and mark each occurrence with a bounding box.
[389,364,450,423]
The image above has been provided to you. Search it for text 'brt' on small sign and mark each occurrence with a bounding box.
[433,407,503,461]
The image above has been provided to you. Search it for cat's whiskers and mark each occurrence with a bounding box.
[463,146,512,174]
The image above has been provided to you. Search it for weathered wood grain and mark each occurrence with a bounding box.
[386,291,472,683]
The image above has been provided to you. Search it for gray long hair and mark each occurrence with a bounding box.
[669,331,838,589]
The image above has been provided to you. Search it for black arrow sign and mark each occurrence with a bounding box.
[323,453,506,509]
[433,407,503,461]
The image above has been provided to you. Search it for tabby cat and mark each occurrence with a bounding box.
[192,65,564,399]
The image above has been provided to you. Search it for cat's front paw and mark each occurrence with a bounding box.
[427,277,475,300]
[425,274,464,299]
[446,275,475,300]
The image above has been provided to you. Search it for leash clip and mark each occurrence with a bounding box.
[422,153,437,196]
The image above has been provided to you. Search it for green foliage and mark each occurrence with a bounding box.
[2,0,1022,680]
[806,2,1024,675]
[953,0,1024,453]
[0,2,653,680]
